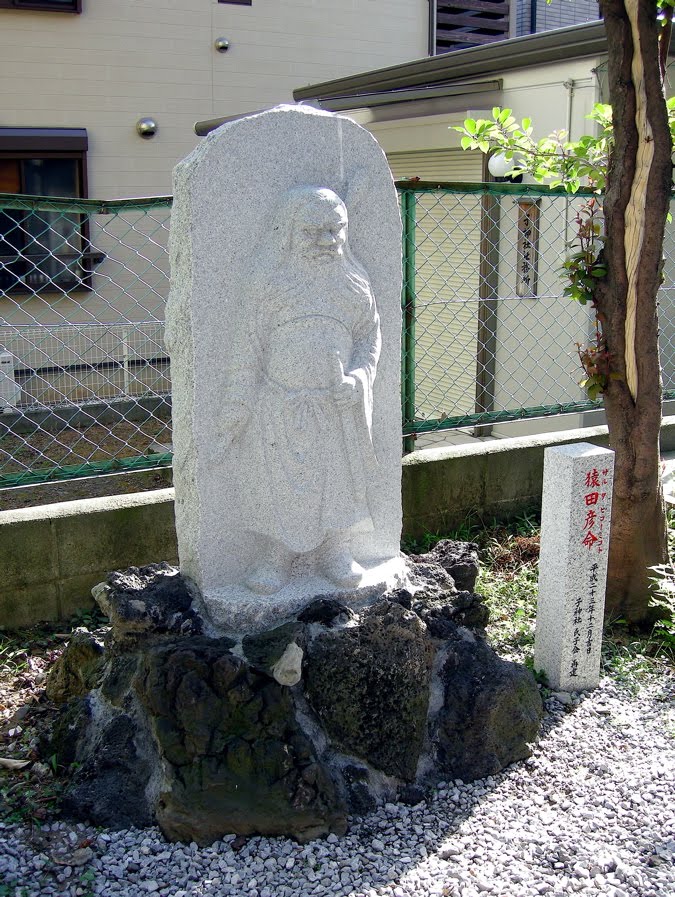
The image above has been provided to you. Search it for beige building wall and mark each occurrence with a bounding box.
[360,54,674,442]
[0,0,428,197]
[0,0,427,403]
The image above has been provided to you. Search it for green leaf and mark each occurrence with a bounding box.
[464,118,477,135]
[586,382,603,401]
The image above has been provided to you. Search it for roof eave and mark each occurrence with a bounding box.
[293,21,607,102]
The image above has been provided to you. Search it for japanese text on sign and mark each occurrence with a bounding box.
[569,467,609,678]
[581,468,609,553]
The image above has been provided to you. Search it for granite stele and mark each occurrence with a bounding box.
[166,105,406,632]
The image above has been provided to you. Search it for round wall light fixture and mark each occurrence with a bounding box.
[487,152,524,184]
[214,37,230,52]
[487,152,512,179]
[136,118,158,139]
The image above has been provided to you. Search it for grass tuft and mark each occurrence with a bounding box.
[406,512,675,680]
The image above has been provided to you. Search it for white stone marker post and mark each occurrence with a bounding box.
[534,442,614,691]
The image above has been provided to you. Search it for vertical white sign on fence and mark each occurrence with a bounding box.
[534,442,614,691]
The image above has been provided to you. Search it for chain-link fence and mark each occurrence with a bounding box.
[400,181,675,452]
[0,193,172,487]
[1,183,674,487]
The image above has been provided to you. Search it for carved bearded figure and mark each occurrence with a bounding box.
[222,187,381,594]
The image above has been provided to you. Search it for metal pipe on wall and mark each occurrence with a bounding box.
[428,0,437,57]
[563,78,575,250]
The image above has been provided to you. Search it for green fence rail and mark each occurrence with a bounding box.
[1,183,674,488]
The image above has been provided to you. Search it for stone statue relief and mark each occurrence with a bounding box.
[221,186,381,595]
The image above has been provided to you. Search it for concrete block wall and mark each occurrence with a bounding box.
[2,418,674,628]
[401,424,613,540]
[0,489,176,628]
[403,416,675,538]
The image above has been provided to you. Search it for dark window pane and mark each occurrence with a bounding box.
[22,158,78,197]
[0,208,25,291]
[0,160,24,290]
[0,139,88,293]
[20,159,82,289]
[22,210,83,290]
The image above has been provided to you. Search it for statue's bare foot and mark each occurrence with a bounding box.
[245,561,291,594]
[322,544,364,589]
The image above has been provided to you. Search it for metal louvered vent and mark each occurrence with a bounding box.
[435,1,510,54]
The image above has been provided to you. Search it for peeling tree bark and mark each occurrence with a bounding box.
[622,0,654,400]
[597,0,671,625]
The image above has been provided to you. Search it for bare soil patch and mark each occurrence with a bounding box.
[0,417,173,511]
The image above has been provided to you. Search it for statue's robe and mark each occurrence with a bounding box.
[227,260,381,554]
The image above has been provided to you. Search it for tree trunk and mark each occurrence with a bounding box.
[597,0,671,626]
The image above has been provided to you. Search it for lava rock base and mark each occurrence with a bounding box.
[46,546,542,844]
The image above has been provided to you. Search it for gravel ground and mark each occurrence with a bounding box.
[1,671,673,897]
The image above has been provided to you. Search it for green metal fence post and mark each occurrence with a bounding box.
[474,192,500,436]
[401,189,416,455]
